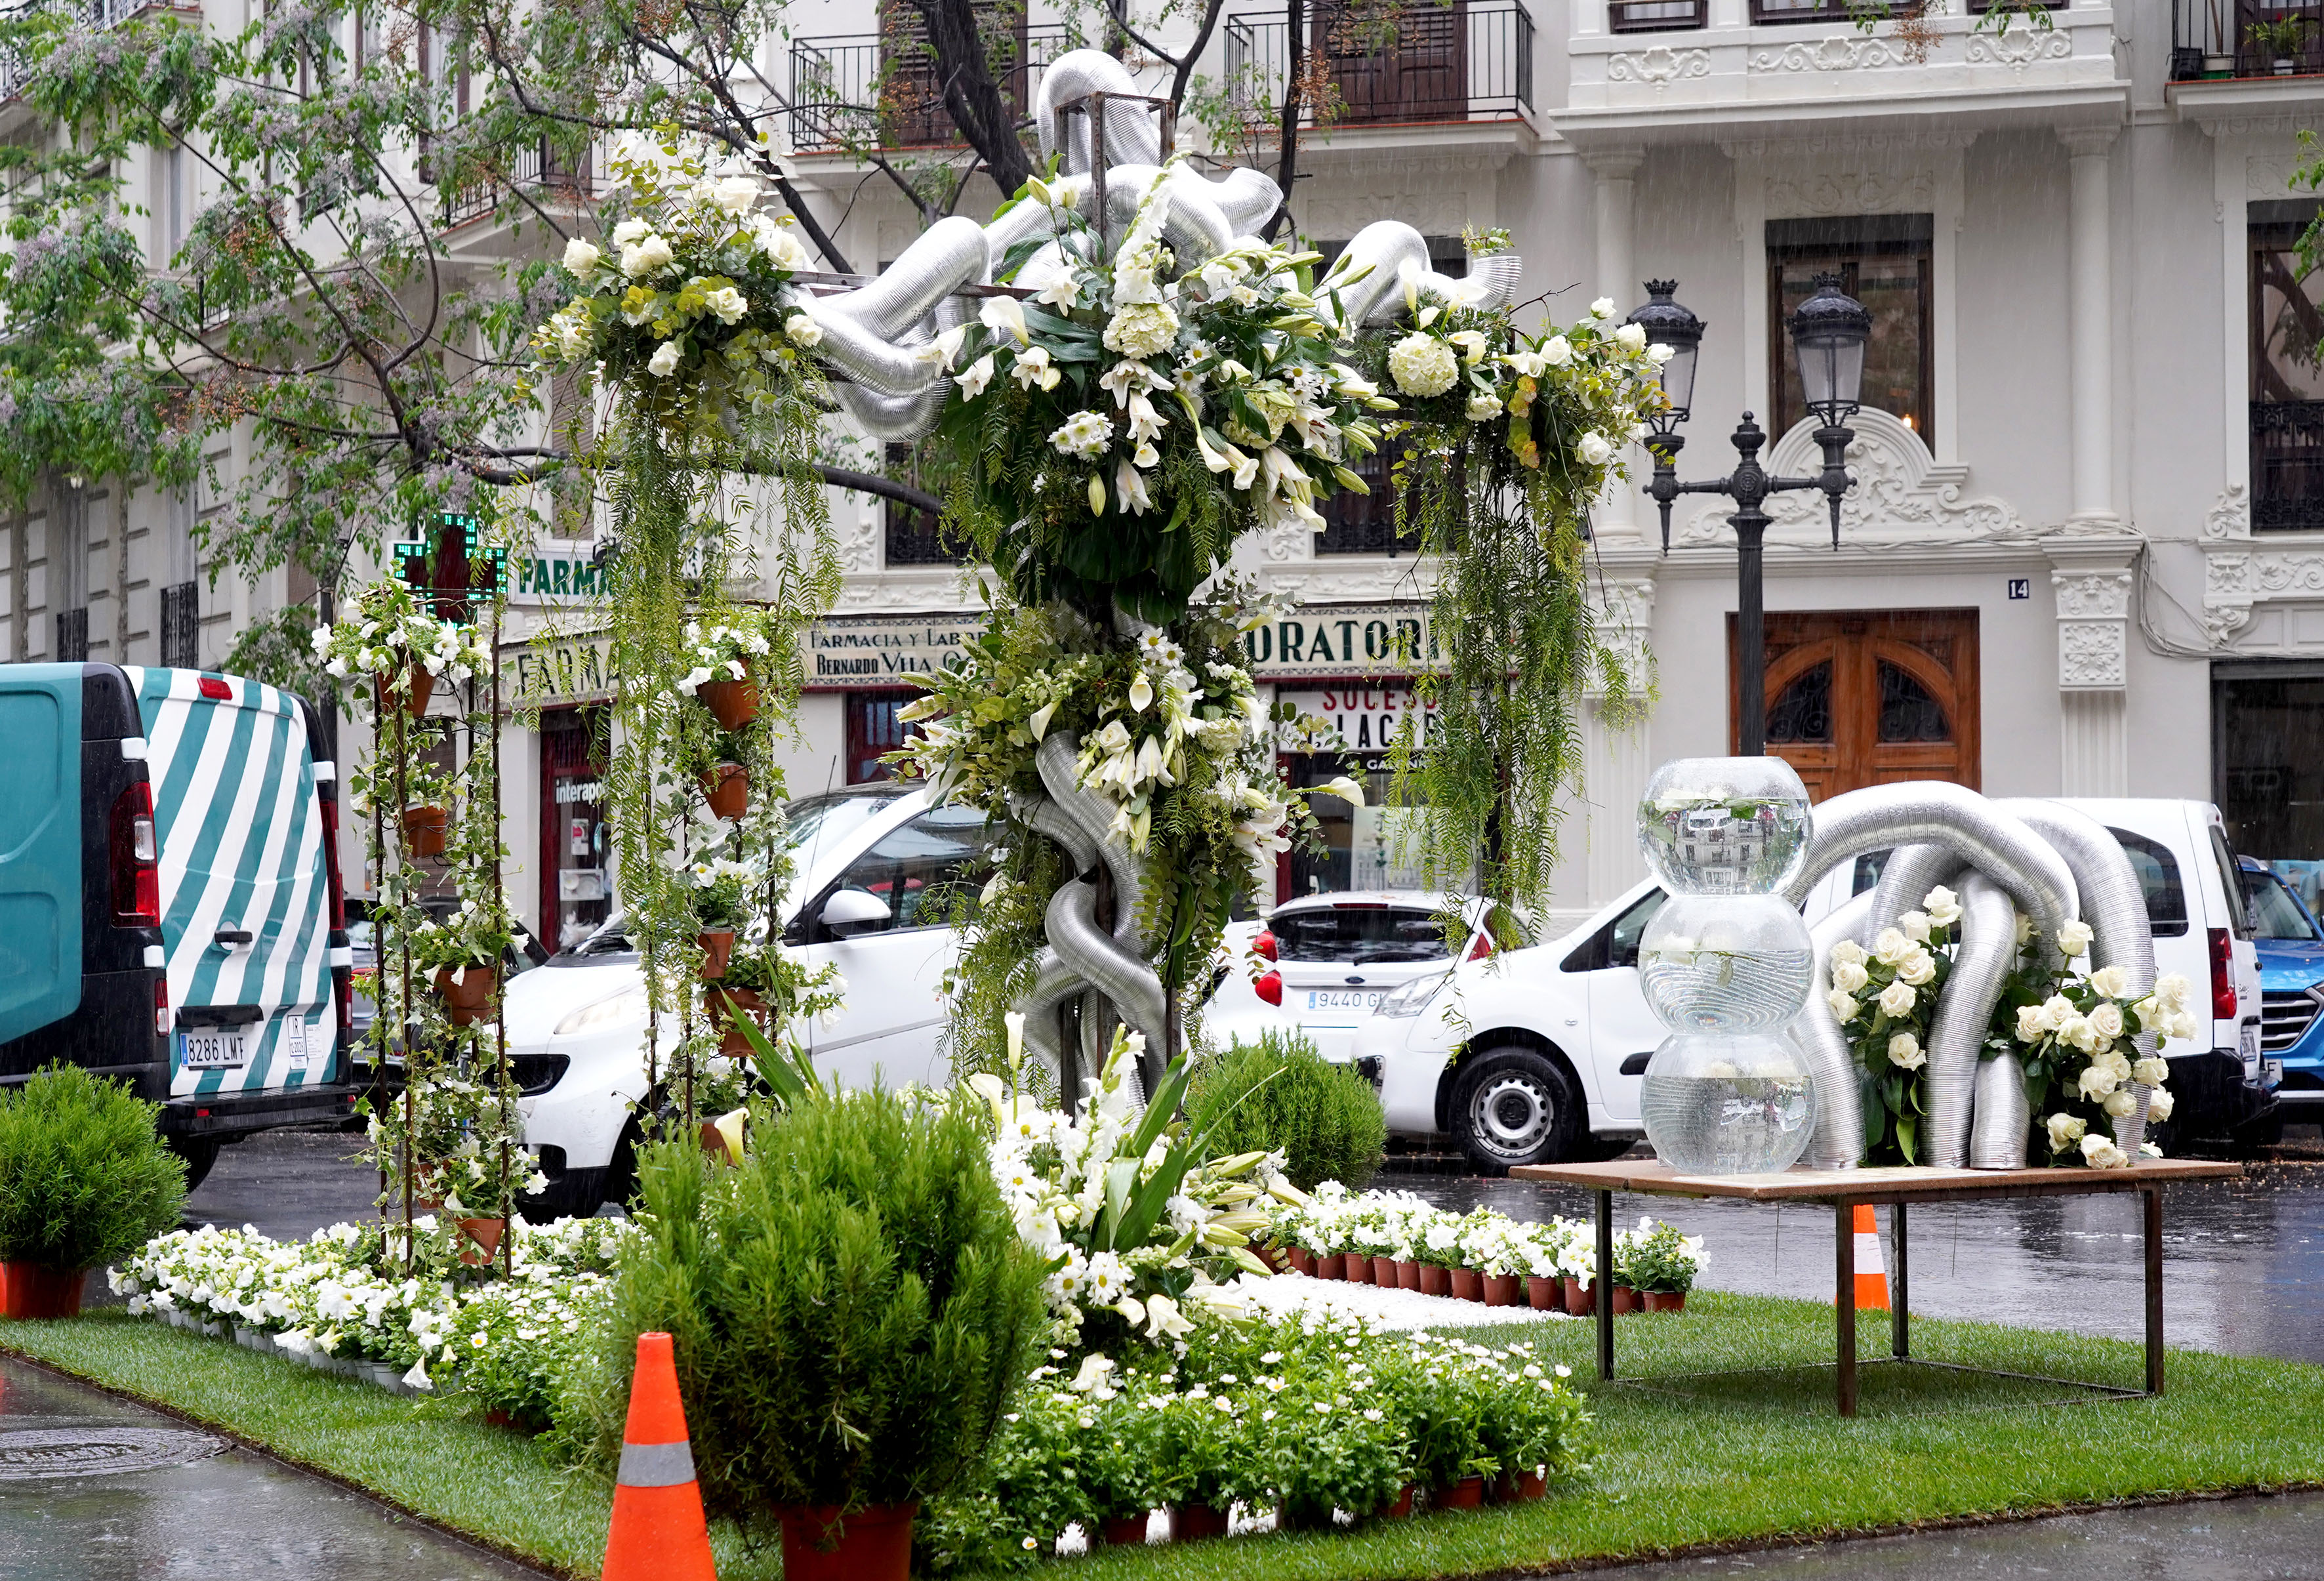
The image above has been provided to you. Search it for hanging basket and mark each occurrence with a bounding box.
[401,805,450,858]
[377,666,436,720]
[0,1263,85,1320]
[456,1217,506,1266]
[433,965,499,1025]
[701,762,750,820]
[697,670,760,731]
[697,930,737,979]
[773,1501,917,1581]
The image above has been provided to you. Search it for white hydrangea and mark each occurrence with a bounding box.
[1387,332,1459,398]
[1103,300,1180,359]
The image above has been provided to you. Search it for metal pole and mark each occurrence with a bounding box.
[1891,1201,1909,1361]
[1736,517,1767,758]
[395,689,414,1275]
[491,591,512,1278]
[2144,1186,2165,1395]
[1595,1189,1615,1382]
[1835,1197,1857,1416]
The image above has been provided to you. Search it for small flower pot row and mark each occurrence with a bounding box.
[1100,1473,1555,1550]
[1281,1248,1686,1315]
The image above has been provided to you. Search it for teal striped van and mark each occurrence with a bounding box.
[0,663,360,1187]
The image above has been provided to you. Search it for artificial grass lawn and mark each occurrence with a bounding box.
[6,1294,2323,1581]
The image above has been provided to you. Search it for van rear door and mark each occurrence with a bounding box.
[0,666,83,1046]
[129,669,336,1099]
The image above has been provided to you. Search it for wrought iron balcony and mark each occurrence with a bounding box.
[438,138,596,231]
[2172,0,2324,79]
[1,0,195,100]
[787,26,1070,155]
[1223,1,1534,129]
[2253,400,2324,531]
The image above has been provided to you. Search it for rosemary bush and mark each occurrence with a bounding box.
[1185,1030,1387,1192]
[0,1064,186,1272]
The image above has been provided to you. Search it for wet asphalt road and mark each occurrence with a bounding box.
[0,1355,537,1580]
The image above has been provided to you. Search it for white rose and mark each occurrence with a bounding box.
[2088,1001,2125,1040]
[1827,989,1861,1023]
[1896,950,1936,987]
[1577,431,1615,466]
[1886,1033,1925,1070]
[646,340,682,377]
[2131,1056,2170,1086]
[2080,1135,2129,1170]
[2167,1010,2199,1041]
[1465,391,1503,422]
[1829,939,1867,967]
[562,237,601,276]
[2088,964,2131,998]
[1923,886,1961,927]
[2148,1086,2174,1122]
[712,174,760,215]
[621,234,675,277]
[2016,1003,2047,1043]
[1874,928,1911,965]
[2076,1061,2118,1099]
[1898,911,1931,943]
[2045,1112,2087,1151]
[1832,960,1869,995]
[785,313,823,348]
[611,218,649,247]
[1539,335,1574,368]
[1877,980,1916,1018]
[2102,1088,2140,1119]
[2057,919,2095,957]
[2039,994,2076,1030]
[2155,973,2193,1012]
[1614,322,1648,351]
[1590,297,1615,318]
[2016,912,2035,945]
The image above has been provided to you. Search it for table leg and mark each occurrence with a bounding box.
[1836,1198,1857,1418]
[2144,1186,2164,1396]
[1892,1201,1909,1361]
[1595,1189,1614,1383]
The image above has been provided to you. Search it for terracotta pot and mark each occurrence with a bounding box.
[0,1263,85,1320]
[1450,1267,1484,1302]
[775,1502,916,1581]
[400,804,449,858]
[1374,1484,1415,1520]
[1483,1273,1520,1307]
[377,667,434,720]
[1288,1246,1315,1277]
[1372,1254,1399,1285]
[1419,1263,1452,1297]
[1396,1258,1421,1290]
[1614,1284,1642,1315]
[1432,1475,1486,1511]
[1099,1513,1151,1547]
[1644,1289,1688,1314]
[455,1217,505,1267]
[697,928,736,979]
[1313,1253,1344,1280]
[1250,1238,1289,1273]
[1173,1502,1230,1542]
[701,762,749,820]
[697,672,761,731]
[1524,1275,1560,1311]
[699,1118,742,1166]
[712,987,767,1058]
[1496,1469,1549,1503]
[1562,1276,1595,1316]
[1343,1254,1373,1285]
[432,965,499,1027]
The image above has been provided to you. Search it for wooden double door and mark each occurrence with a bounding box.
[1728,609,1980,801]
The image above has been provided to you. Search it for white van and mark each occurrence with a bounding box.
[1349,797,2269,1174]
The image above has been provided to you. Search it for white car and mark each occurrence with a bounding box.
[1349,798,2270,1175]
[510,781,1295,1214]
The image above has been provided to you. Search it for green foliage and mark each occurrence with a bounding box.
[0,1065,186,1272]
[1186,1031,1387,1193]
[571,1091,1051,1527]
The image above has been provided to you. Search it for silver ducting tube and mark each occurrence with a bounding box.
[1034,50,1162,173]
[808,215,990,398]
[1970,1049,2032,1168]
[1316,222,1431,331]
[1034,734,1147,956]
[1465,251,1522,312]
[1865,846,1963,946]
[1923,873,2016,1168]
[830,320,954,439]
[1210,166,1283,236]
[1781,781,2079,949]
[1791,887,1875,1168]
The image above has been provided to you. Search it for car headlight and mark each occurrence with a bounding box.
[556,987,646,1037]
[1376,972,1448,1018]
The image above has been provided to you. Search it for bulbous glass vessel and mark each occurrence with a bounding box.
[1639,1033,1817,1175]
[1638,894,1816,1035]
[1637,757,1814,896]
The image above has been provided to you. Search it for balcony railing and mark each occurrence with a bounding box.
[2172,0,2324,79]
[1224,1,1534,129]
[2253,400,2324,530]
[788,26,1070,154]
[439,138,596,230]
[1,0,193,100]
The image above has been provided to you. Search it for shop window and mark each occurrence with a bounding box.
[846,688,916,783]
[1767,215,1934,448]
[2214,665,2324,906]
[540,707,611,951]
[2249,205,2324,533]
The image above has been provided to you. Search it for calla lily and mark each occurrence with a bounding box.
[1128,673,1156,712]
[979,295,1029,344]
[1027,700,1058,740]
[1088,473,1107,515]
[1004,1010,1026,1069]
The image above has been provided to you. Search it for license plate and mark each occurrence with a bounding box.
[2263,1057,2284,1088]
[179,1028,250,1069]
[1307,991,1383,1013]
[2240,1021,2262,1079]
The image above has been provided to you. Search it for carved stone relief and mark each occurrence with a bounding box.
[1607,45,1711,83]
[2052,570,2130,620]
[1750,37,1907,72]
[2057,620,2127,689]
[2204,482,2251,540]
[1677,409,2018,546]
[1963,28,2073,65]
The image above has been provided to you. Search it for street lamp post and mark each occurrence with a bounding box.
[1629,274,1872,756]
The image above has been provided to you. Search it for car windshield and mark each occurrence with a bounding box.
[2242,870,2321,942]
[563,913,636,957]
[786,789,909,863]
[1273,905,1452,964]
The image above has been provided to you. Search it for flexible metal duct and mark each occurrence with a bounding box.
[1034,49,1162,173]
[1315,222,1467,331]
[1864,846,1964,947]
[1009,792,1097,1091]
[1789,887,1875,1168]
[1970,1049,2031,1168]
[806,215,990,398]
[1921,873,2017,1167]
[1210,166,1284,236]
[1781,781,2078,949]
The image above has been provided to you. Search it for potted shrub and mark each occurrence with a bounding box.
[1184,1030,1386,1192]
[0,1065,188,1318]
[1557,1234,1597,1316]
[1416,1213,1461,1296]
[1482,1347,1589,1504]
[313,579,487,720]
[2249,15,2311,71]
[1625,1218,1706,1313]
[1262,1372,1409,1532]
[1389,1356,1496,1512]
[575,1090,1050,1581]
[678,619,775,731]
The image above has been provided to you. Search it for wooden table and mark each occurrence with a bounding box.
[1509,1157,2244,1416]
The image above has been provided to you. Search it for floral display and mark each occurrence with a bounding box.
[1827,885,1961,1164]
[1266,1184,1701,1298]
[928,165,1388,625]
[310,579,492,697]
[2005,953,2189,1170]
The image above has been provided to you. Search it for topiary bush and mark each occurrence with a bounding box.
[0,1063,188,1273]
[568,1089,1051,1530]
[1186,1029,1387,1192]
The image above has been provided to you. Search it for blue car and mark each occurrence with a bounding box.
[2239,859,2321,1137]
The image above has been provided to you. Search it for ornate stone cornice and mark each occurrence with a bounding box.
[1677,409,2019,547]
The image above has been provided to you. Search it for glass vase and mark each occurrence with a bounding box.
[1638,1033,1818,1176]
[1637,757,1814,897]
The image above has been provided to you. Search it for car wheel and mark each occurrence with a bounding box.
[1450,1048,1582,1177]
[167,1136,221,1193]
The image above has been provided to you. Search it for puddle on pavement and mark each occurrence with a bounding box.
[1394,1168,2324,1364]
[0,1357,542,1580]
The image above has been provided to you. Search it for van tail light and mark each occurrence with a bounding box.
[1252,930,1278,962]
[109,781,160,927]
[1467,933,1494,962]
[197,675,232,700]
[319,790,347,932]
[333,965,354,1036]
[2208,928,2237,1021]
[153,975,171,1037]
[1255,970,1284,1008]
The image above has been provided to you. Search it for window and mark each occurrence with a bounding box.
[811,805,992,939]
[1315,242,1463,555]
[1849,850,1892,895]
[1764,661,1833,743]
[844,689,917,784]
[882,440,970,565]
[1561,886,1667,972]
[2107,829,2190,939]
[1767,215,1934,448]
[2213,665,2324,903]
[2249,206,2324,532]
[1273,904,1452,964]
[160,583,198,669]
[2241,868,2321,941]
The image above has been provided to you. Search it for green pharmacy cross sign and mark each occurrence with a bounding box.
[392,511,505,624]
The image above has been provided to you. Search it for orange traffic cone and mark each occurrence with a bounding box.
[603,1332,718,1581]
[1848,1204,1890,1311]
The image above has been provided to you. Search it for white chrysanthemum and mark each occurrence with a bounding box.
[1049,410,1113,460]
[1103,300,1180,359]
[1387,332,1459,397]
